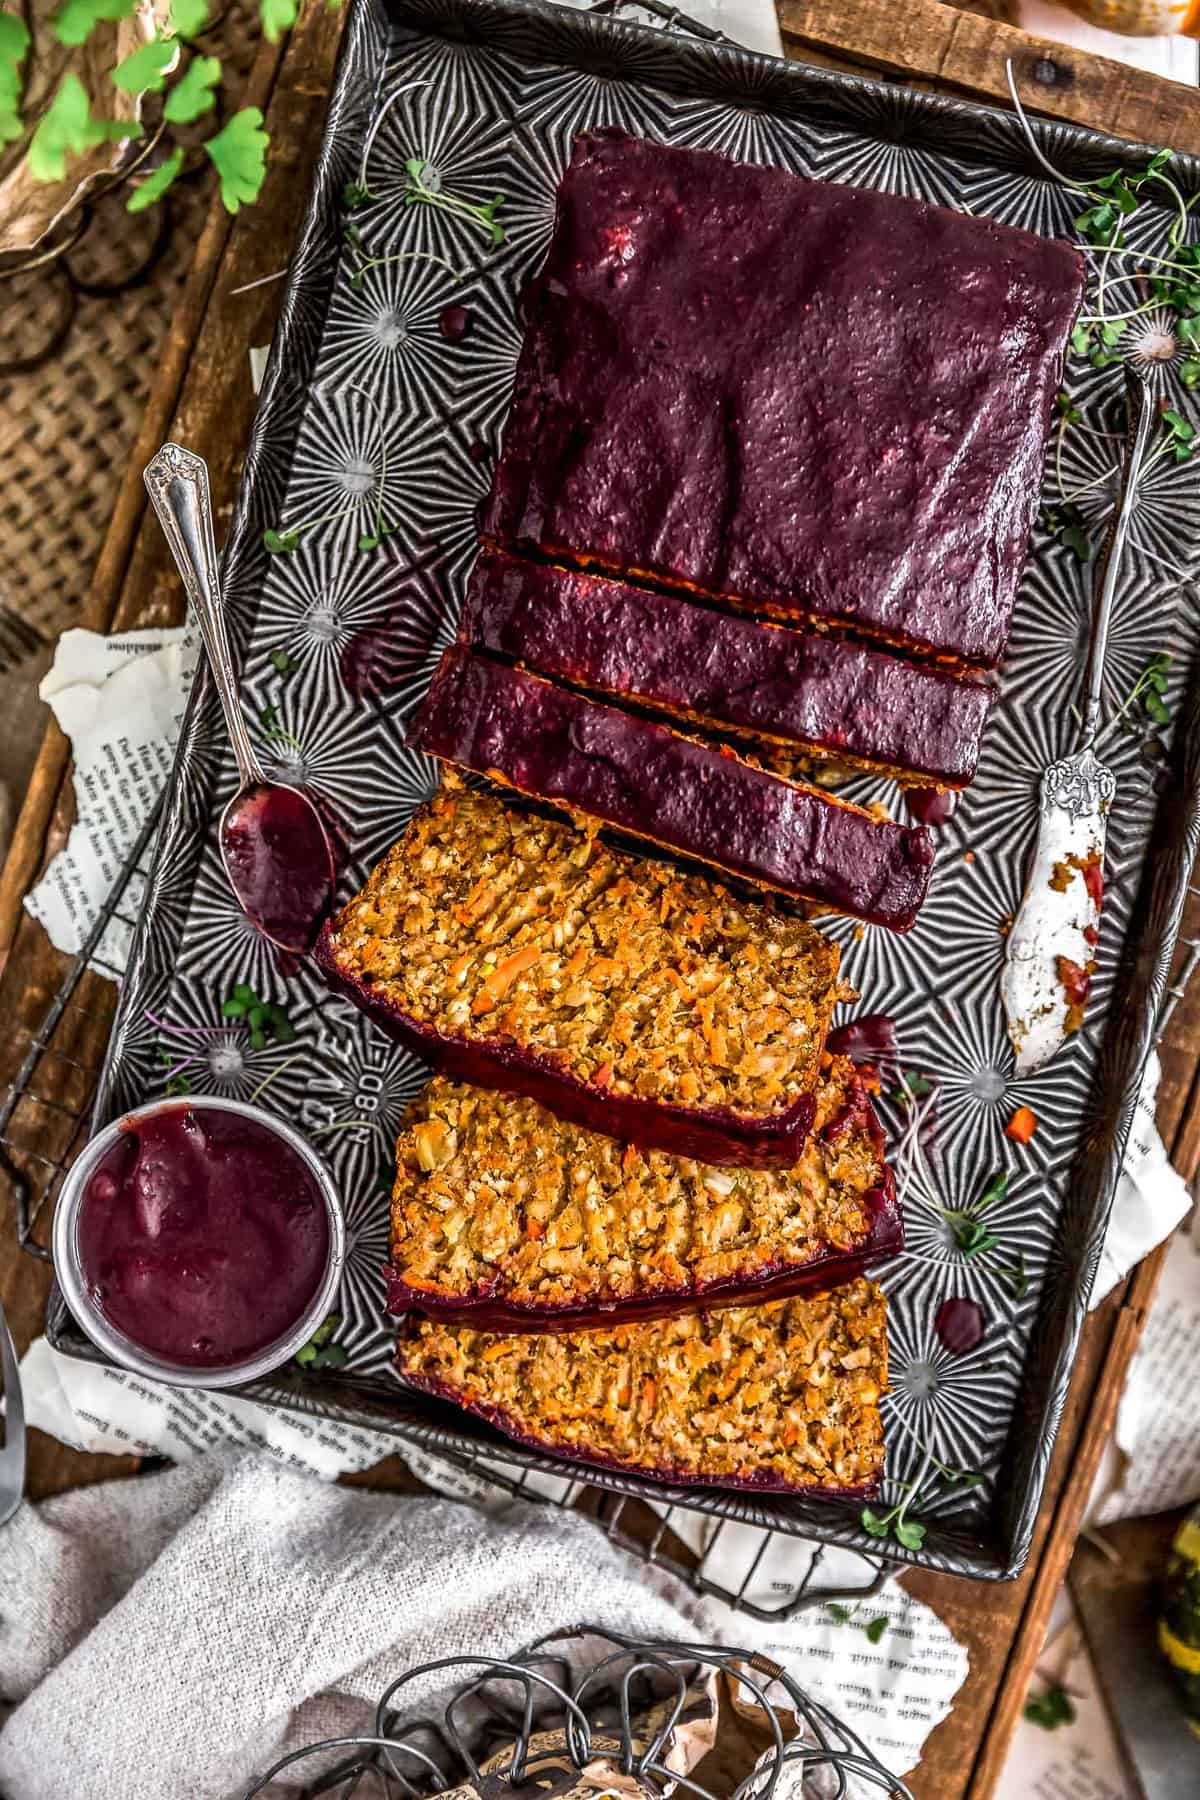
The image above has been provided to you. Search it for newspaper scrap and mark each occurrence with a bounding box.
[18,1336,394,1481]
[994,1614,1127,1800]
[24,625,193,967]
[1097,1209,1200,1525]
[1090,1053,1192,1310]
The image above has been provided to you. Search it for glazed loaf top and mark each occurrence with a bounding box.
[484,131,1085,666]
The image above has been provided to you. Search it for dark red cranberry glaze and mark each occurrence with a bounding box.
[904,787,959,826]
[220,782,334,953]
[77,1106,329,1367]
[827,1014,899,1066]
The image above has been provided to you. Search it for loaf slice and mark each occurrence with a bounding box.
[484,131,1084,668]
[464,548,993,789]
[410,648,934,931]
[387,1061,899,1329]
[315,778,843,1167]
[396,1278,888,1496]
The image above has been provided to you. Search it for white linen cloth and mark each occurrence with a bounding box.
[0,1454,713,1800]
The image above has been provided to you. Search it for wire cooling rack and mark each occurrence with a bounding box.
[0,792,894,1619]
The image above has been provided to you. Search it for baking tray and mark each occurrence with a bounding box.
[47,0,1200,1580]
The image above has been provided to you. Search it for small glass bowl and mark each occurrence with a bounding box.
[52,1093,345,1390]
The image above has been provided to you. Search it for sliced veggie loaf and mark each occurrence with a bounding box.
[464,547,993,789]
[315,778,844,1167]
[396,1278,888,1496]
[410,649,934,931]
[387,1061,900,1329]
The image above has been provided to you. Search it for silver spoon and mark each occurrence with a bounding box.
[1001,369,1156,1075]
[143,443,336,954]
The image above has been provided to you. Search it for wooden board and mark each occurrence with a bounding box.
[2,3,1199,1793]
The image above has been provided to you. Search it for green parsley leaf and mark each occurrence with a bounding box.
[52,0,136,47]
[27,73,139,182]
[1024,1683,1075,1730]
[826,1602,853,1624]
[0,108,22,145]
[864,1616,888,1644]
[204,106,268,213]
[170,0,208,34]
[270,648,301,677]
[1181,360,1200,390]
[264,526,301,554]
[0,10,29,116]
[127,146,184,213]
[342,180,372,209]
[894,1518,926,1552]
[860,1507,890,1539]
[1069,324,1091,357]
[163,52,220,123]
[112,35,175,95]
[260,0,297,40]
[0,13,30,63]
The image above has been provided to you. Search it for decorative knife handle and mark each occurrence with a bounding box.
[143,443,265,790]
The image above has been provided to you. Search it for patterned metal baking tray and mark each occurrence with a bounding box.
[47,0,1200,1580]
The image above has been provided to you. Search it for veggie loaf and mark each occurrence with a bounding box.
[387,1059,901,1329]
[315,778,844,1167]
[396,1278,889,1496]
[464,547,993,788]
[484,130,1084,668]
[410,648,935,930]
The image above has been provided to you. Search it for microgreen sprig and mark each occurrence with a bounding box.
[403,156,506,247]
[295,1312,349,1371]
[222,982,296,1051]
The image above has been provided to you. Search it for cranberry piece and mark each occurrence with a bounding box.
[936,1297,984,1354]
[438,305,470,343]
[904,786,958,826]
[827,1014,898,1065]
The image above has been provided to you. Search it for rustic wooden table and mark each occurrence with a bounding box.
[3,2,1199,1792]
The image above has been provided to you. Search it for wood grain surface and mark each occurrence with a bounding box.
[778,0,1200,155]
[2,4,1198,1795]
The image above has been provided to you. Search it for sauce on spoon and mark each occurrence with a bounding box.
[220,782,334,953]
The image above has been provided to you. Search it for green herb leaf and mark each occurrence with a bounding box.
[342,180,372,209]
[998,1252,1031,1301]
[1069,325,1091,358]
[112,35,175,95]
[52,0,136,48]
[0,10,29,118]
[170,0,209,35]
[1024,1683,1076,1730]
[864,1615,888,1644]
[0,108,23,145]
[127,146,184,213]
[163,52,220,123]
[826,1602,853,1624]
[1163,409,1195,463]
[860,1506,890,1540]
[260,0,297,40]
[270,648,301,677]
[164,1073,192,1096]
[890,1071,933,1107]
[977,1171,1009,1211]
[27,73,139,182]
[204,106,268,213]
[894,1518,926,1552]
[263,527,301,554]
[307,1342,349,1370]
[0,12,31,64]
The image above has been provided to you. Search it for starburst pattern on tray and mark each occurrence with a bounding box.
[77,0,1200,1580]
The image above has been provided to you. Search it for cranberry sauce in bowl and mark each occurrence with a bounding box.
[54,1097,343,1387]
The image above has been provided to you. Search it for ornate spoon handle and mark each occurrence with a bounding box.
[143,443,265,790]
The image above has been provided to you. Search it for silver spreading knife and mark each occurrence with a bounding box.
[1001,370,1155,1077]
